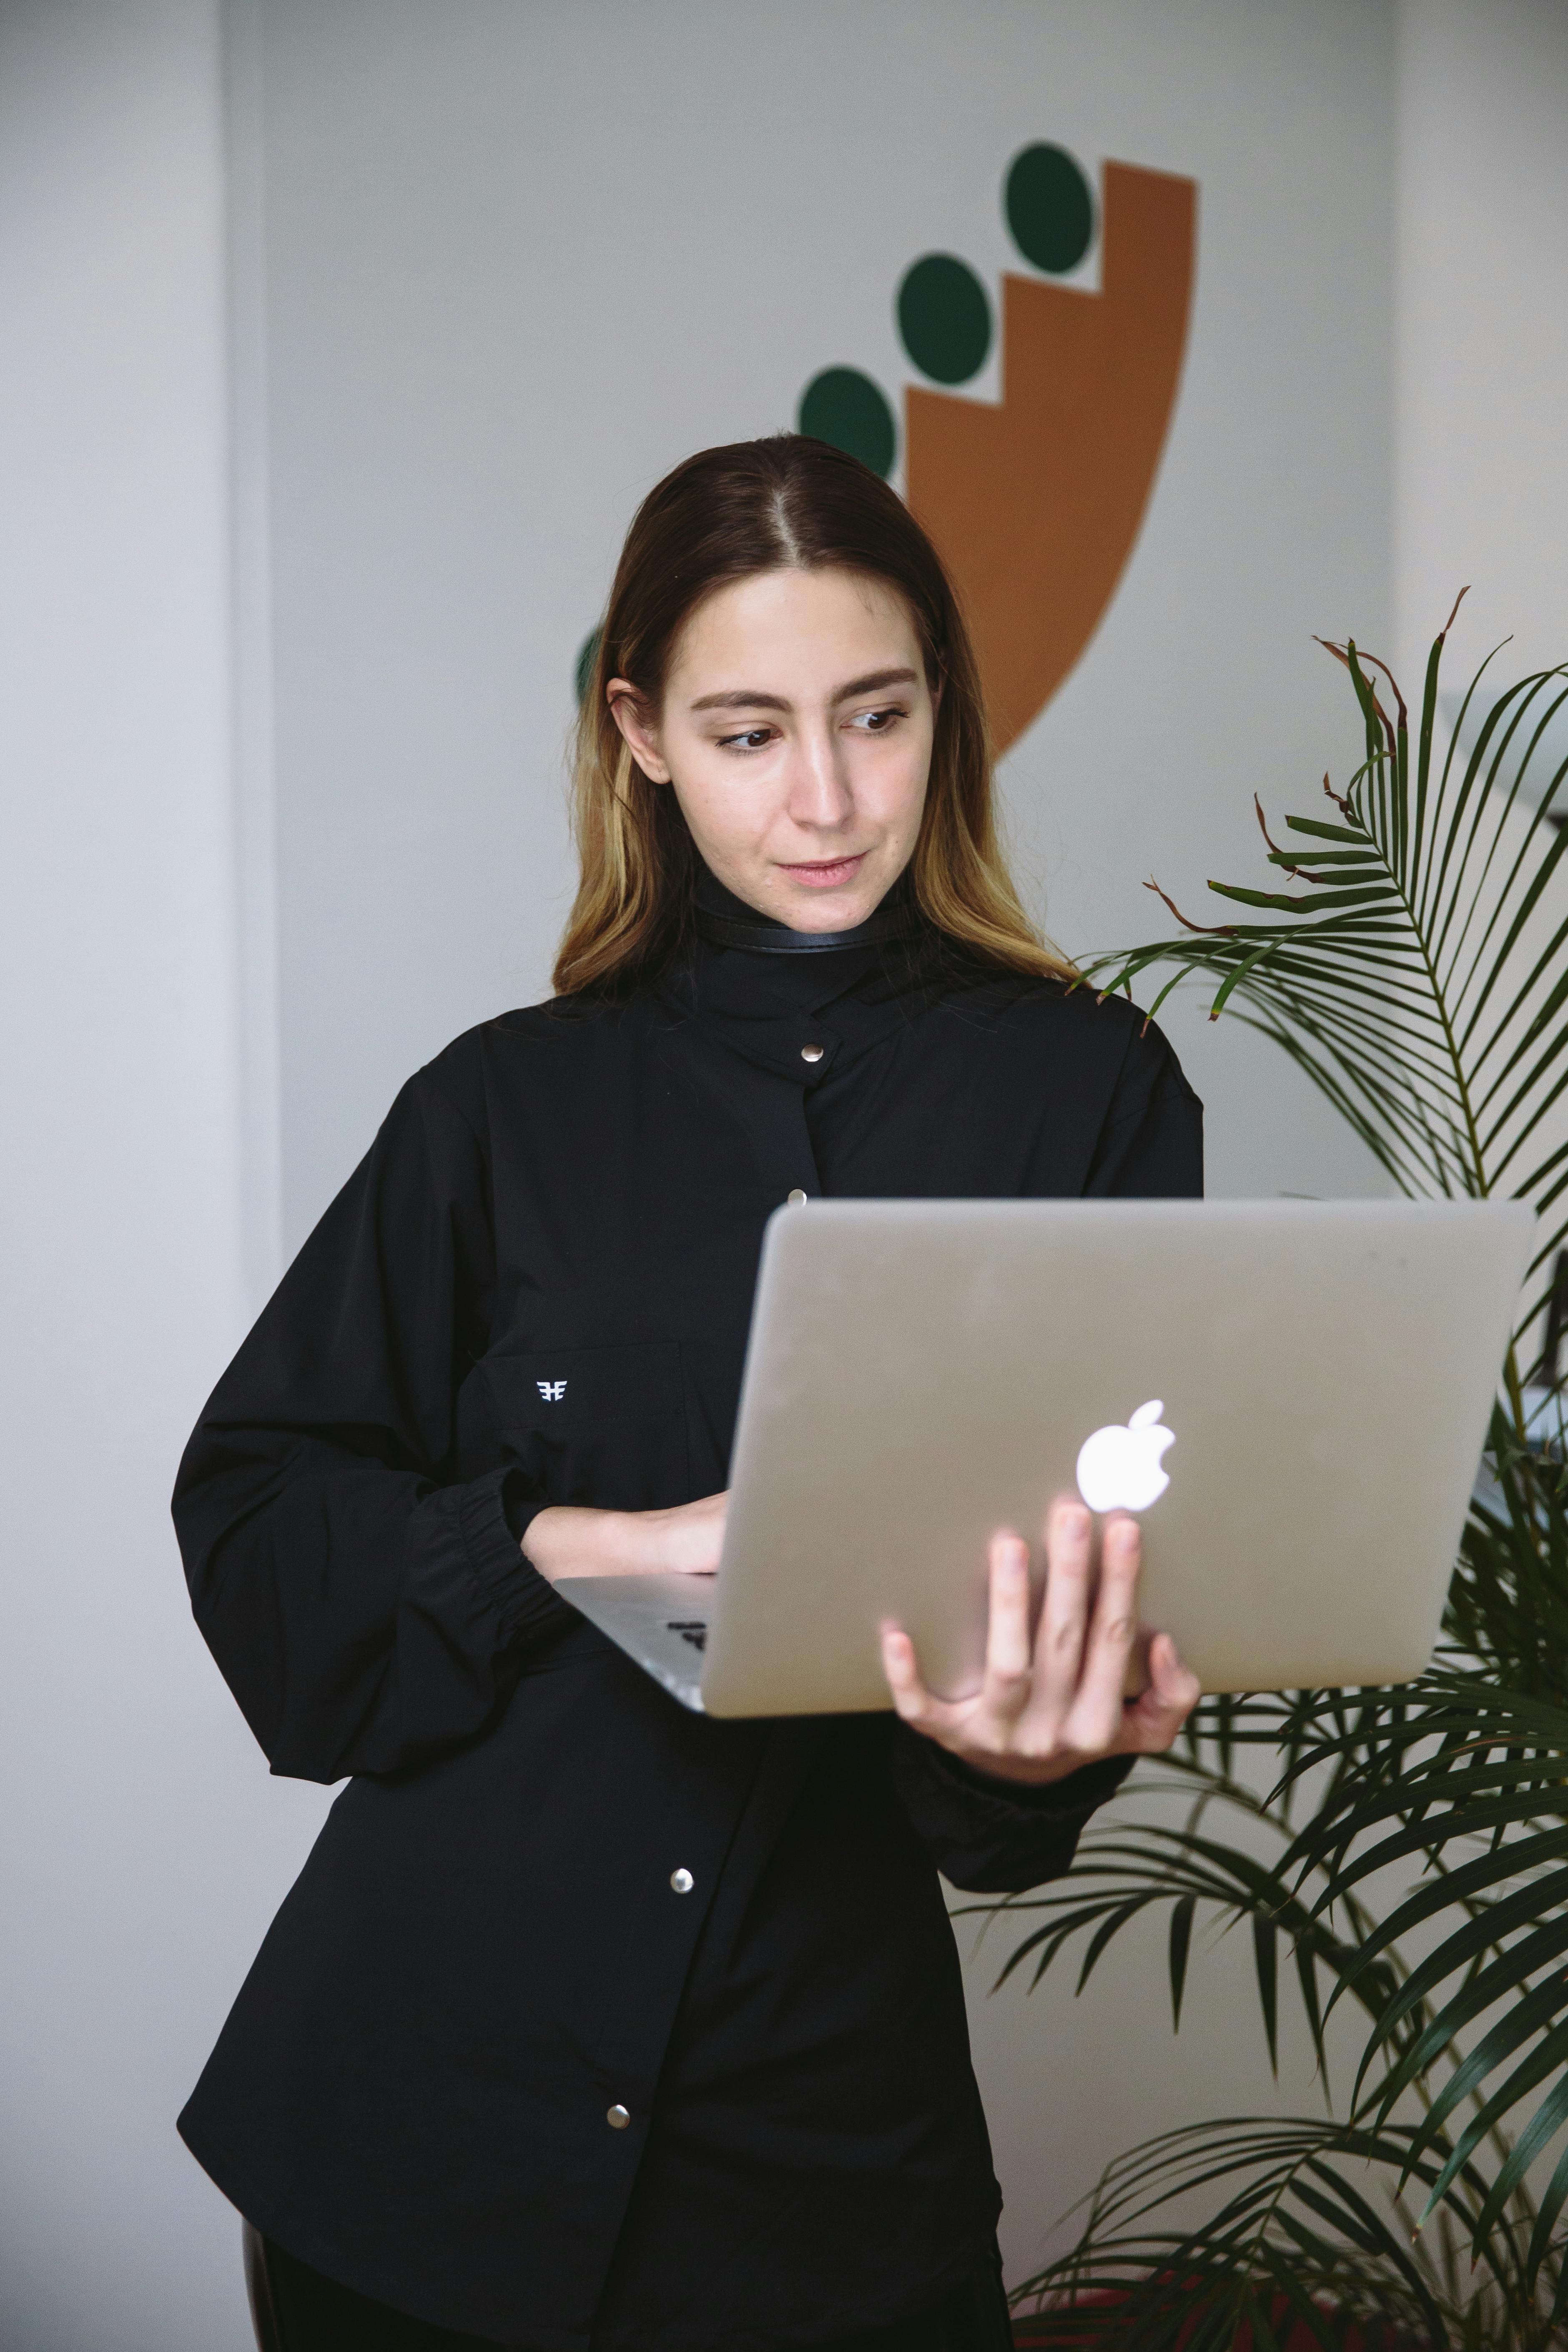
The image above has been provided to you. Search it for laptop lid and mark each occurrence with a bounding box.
[698,1198,1533,1714]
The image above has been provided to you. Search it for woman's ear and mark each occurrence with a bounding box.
[606,678,672,785]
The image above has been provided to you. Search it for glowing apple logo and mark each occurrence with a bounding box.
[1075,1400,1175,1514]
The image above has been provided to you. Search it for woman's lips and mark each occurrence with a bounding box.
[779,853,867,889]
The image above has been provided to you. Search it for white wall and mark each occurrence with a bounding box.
[0,7,327,2347]
[2,5,1565,2347]
[1394,0,1568,693]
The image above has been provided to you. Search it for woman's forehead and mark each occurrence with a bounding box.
[670,569,923,701]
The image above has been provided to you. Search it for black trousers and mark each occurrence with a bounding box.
[249,2232,1015,2352]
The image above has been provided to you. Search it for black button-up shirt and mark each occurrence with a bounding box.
[172,898,1202,2350]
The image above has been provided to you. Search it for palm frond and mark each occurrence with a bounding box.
[1012,2116,1562,2352]
[988,611,1568,2347]
[959,1810,1394,2084]
[1084,610,1568,1390]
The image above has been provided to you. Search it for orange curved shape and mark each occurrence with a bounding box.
[906,161,1197,753]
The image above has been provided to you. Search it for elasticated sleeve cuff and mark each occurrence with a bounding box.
[457,1469,572,1647]
[926,1745,1135,1818]
[891,1727,1134,1893]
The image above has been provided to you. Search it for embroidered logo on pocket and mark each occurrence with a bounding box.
[536,1380,568,1402]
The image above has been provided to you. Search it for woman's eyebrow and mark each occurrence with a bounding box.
[688,688,790,713]
[831,667,919,702]
[688,666,919,715]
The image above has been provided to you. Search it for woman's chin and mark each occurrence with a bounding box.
[768,861,895,930]
[778,891,873,931]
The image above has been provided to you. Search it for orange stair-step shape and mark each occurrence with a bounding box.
[907,162,1197,754]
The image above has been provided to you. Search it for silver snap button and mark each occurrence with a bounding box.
[607,2103,631,2130]
[800,1043,825,1063]
[787,1188,808,1205]
[670,1867,694,1894]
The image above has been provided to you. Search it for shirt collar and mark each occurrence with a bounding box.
[653,872,971,1101]
[692,867,921,958]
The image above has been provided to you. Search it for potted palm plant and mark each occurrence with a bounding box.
[987,597,1568,2352]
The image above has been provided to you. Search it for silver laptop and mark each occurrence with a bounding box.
[563,1199,1533,1711]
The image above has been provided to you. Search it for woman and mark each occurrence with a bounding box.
[174,435,1203,2352]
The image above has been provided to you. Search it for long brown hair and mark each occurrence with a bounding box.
[554,434,1072,995]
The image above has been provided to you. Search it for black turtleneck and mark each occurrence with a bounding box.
[690,863,921,956]
[171,892,1202,2350]
[681,866,1192,1207]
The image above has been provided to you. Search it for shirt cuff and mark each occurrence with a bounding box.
[498,1468,549,1548]
[922,1744,1134,1818]
[456,1470,571,1647]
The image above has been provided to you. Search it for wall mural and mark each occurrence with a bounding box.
[578,143,1196,756]
[801,143,1197,752]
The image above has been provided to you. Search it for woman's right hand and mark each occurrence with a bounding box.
[522,1491,728,1583]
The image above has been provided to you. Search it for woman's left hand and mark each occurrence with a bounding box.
[880,1496,1200,1786]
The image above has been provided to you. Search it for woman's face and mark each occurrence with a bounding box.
[607,566,936,932]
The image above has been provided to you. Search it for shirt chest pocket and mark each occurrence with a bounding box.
[479,1341,689,1512]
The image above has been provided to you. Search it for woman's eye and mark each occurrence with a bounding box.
[717,727,776,753]
[849,706,905,734]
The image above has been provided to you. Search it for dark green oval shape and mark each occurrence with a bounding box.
[798,367,897,478]
[574,625,602,705]
[1005,142,1094,274]
[897,254,992,386]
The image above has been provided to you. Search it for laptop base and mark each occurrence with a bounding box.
[561,1572,716,1711]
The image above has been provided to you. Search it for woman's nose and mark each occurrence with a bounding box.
[787,729,855,830]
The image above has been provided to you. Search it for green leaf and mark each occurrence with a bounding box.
[1253,1915,1279,2075]
[1205,881,1397,914]
[1168,1893,1196,2031]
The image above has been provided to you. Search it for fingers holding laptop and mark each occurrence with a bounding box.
[878,1496,1199,1785]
